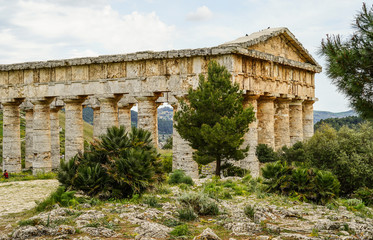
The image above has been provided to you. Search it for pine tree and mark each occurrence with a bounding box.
[319,3,373,119]
[174,61,255,176]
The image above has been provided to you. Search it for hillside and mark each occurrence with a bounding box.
[313,110,357,123]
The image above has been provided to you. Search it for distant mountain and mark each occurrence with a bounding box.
[313,110,357,123]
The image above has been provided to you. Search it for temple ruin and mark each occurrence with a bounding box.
[0,28,321,177]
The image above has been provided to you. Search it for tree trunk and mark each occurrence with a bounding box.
[215,157,221,177]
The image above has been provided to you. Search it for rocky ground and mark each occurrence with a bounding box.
[0,178,372,240]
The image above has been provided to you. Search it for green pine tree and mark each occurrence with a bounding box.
[174,61,255,176]
[319,3,373,119]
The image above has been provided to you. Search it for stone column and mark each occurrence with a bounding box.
[135,95,161,148]
[303,100,315,141]
[25,108,34,170]
[274,98,291,149]
[242,94,260,177]
[171,101,198,178]
[257,95,276,149]
[50,106,63,170]
[98,95,122,135]
[31,97,55,173]
[118,103,134,131]
[289,99,304,145]
[63,96,87,162]
[2,99,23,173]
[92,106,100,138]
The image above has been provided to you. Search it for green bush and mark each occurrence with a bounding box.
[256,144,279,163]
[352,187,373,206]
[161,152,172,173]
[177,206,197,221]
[244,205,255,220]
[221,163,248,177]
[261,161,340,204]
[143,195,162,208]
[58,126,164,199]
[168,170,194,185]
[170,224,191,237]
[178,192,219,216]
[36,186,82,212]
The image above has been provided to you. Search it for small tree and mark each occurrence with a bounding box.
[174,61,255,176]
[319,3,373,119]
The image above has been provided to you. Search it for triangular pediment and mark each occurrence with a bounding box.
[221,27,320,67]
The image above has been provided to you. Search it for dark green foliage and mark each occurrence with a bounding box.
[244,205,255,220]
[36,186,82,212]
[319,3,373,119]
[168,170,194,185]
[278,142,309,164]
[314,116,365,131]
[221,163,248,177]
[143,195,162,208]
[256,144,279,163]
[261,161,340,204]
[158,118,173,135]
[163,136,173,149]
[58,126,164,199]
[169,224,191,237]
[352,187,373,206]
[306,124,373,195]
[174,61,255,176]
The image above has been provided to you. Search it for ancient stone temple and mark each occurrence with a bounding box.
[0,27,321,177]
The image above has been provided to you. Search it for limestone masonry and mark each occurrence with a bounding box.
[0,27,321,177]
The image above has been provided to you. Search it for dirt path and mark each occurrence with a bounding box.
[0,179,59,218]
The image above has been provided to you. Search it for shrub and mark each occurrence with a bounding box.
[256,144,279,163]
[221,163,248,177]
[36,186,82,212]
[143,195,162,208]
[58,126,164,199]
[178,192,219,216]
[170,224,191,237]
[352,187,373,206]
[177,206,197,221]
[261,161,340,204]
[168,170,194,185]
[161,152,173,173]
[244,205,255,220]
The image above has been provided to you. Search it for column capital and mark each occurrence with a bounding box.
[1,98,24,106]
[30,97,55,105]
[290,98,305,105]
[97,93,123,103]
[62,95,88,104]
[118,102,135,109]
[50,105,63,112]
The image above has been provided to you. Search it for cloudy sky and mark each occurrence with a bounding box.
[0,0,370,112]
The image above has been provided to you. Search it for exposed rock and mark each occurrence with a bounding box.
[224,222,261,235]
[193,227,221,240]
[81,227,118,237]
[134,221,172,239]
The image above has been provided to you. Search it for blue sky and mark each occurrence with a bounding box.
[0,0,371,112]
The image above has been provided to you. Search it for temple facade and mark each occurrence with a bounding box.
[0,27,321,177]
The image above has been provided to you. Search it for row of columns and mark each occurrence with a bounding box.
[2,94,165,173]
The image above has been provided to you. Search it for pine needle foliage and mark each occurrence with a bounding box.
[174,61,255,176]
[58,126,164,199]
[319,3,373,119]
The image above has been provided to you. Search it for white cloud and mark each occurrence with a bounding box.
[0,0,175,63]
[186,6,213,21]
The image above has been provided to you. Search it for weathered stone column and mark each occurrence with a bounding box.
[242,94,260,177]
[98,94,122,135]
[63,96,87,162]
[2,99,23,173]
[135,94,161,148]
[50,106,63,170]
[289,99,304,145]
[25,108,34,170]
[171,101,198,178]
[92,106,100,138]
[118,103,134,131]
[257,95,276,149]
[274,98,291,149]
[303,100,315,141]
[31,97,55,173]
